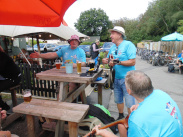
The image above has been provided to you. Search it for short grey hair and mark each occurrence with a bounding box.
[125,70,153,99]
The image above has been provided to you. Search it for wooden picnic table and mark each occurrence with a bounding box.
[13,99,89,137]
[36,67,103,102]
[25,67,103,136]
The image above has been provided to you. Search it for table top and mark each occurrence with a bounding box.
[13,99,89,123]
[36,67,103,83]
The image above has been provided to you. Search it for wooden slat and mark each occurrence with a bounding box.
[31,64,36,95]
[13,99,89,123]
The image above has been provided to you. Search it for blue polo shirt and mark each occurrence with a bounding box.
[128,89,183,137]
[56,46,86,65]
[107,40,136,79]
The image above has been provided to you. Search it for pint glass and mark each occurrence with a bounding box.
[23,89,32,103]
[89,59,95,69]
[55,59,61,69]
[77,61,82,74]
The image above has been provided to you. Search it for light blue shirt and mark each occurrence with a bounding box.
[107,40,136,79]
[179,57,183,63]
[56,46,86,65]
[128,89,183,137]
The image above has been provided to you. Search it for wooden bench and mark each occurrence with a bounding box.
[93,78,107,105]
[1,84,22,129]
[13,99,89,137]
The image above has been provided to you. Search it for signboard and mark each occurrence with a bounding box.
[13,38,19,47]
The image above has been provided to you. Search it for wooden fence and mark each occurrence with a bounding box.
[137,41,183,56]
[16,63,58,99]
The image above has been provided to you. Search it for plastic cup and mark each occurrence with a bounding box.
[65,63,73,73]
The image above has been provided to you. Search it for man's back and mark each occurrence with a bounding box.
[128,89,182,137]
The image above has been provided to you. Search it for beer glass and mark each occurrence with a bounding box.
[23,89,32,103]
[89,59,95,69]
[77,60,82,74]
[55,59,61,69]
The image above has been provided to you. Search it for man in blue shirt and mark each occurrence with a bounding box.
[93,71,182,137]
[102,26,136,120]
[30,35,86,91]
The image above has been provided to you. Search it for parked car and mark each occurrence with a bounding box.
[26,45,33,51]
[53,45,69,51]
[101,42,114,52]
[28,43,57,52]
[78,45,90,57]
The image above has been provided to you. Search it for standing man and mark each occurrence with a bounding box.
[90,39,102,59]
[93,71,182,137]
[102,26,136,120]
[30,35,86,91]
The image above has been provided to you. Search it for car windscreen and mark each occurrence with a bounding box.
[103,43,113,48]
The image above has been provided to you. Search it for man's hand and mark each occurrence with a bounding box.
[102,58,109,64]
[29,51,40,58]
[109,59,115,67]
[0,108,7,120]
[73,63,77,68]
[130,104,139,112]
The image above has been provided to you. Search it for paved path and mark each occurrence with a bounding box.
[108,55,183,123]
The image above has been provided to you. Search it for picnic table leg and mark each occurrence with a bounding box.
[55,121,64,137]
[98,85,102,105]
[26,115,36,137]
[68,122,78,137]
[57,82,66,102]
[80,90,87,104]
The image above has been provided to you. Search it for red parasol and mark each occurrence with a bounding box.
[0,0,76,27]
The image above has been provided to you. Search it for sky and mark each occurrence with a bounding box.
[64,0,154,30]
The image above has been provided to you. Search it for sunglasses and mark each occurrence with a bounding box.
[115,47,118,55]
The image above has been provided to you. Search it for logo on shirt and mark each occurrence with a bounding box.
[72,55,77,59]
[118,50,122,55]
[165,101,178,119]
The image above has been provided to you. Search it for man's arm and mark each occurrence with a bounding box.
[119,59,136,66]
[30,51,58,59]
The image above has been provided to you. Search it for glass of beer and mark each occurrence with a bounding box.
[23,89,32,103]
[77,60,82,74]
[55,59,61,69]
[89,59,95,69]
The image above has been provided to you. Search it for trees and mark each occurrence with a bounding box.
[177,20,183,34]
[113,0,183,45]
[74,8,113,41]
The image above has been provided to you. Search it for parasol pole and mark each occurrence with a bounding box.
[18,47,31,66]
[36,35,42,66]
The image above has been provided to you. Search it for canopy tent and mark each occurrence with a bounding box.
[0,0,76,27]
[161,32,183,41]
[0,23,88,41]
[0,23,89,66]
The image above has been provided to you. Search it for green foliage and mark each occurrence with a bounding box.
[74,8,113,41]
[113,0,183,44]
[177,20,183,34]
[80,41,93,45]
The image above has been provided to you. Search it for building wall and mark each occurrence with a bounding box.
[0,37,26,56]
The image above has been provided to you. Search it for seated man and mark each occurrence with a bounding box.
[93,70,182,137]
[0,46,21,110]
[0,108,19,137]
[30,35,86,92]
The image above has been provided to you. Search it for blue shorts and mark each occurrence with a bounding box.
[114,78,135,108]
